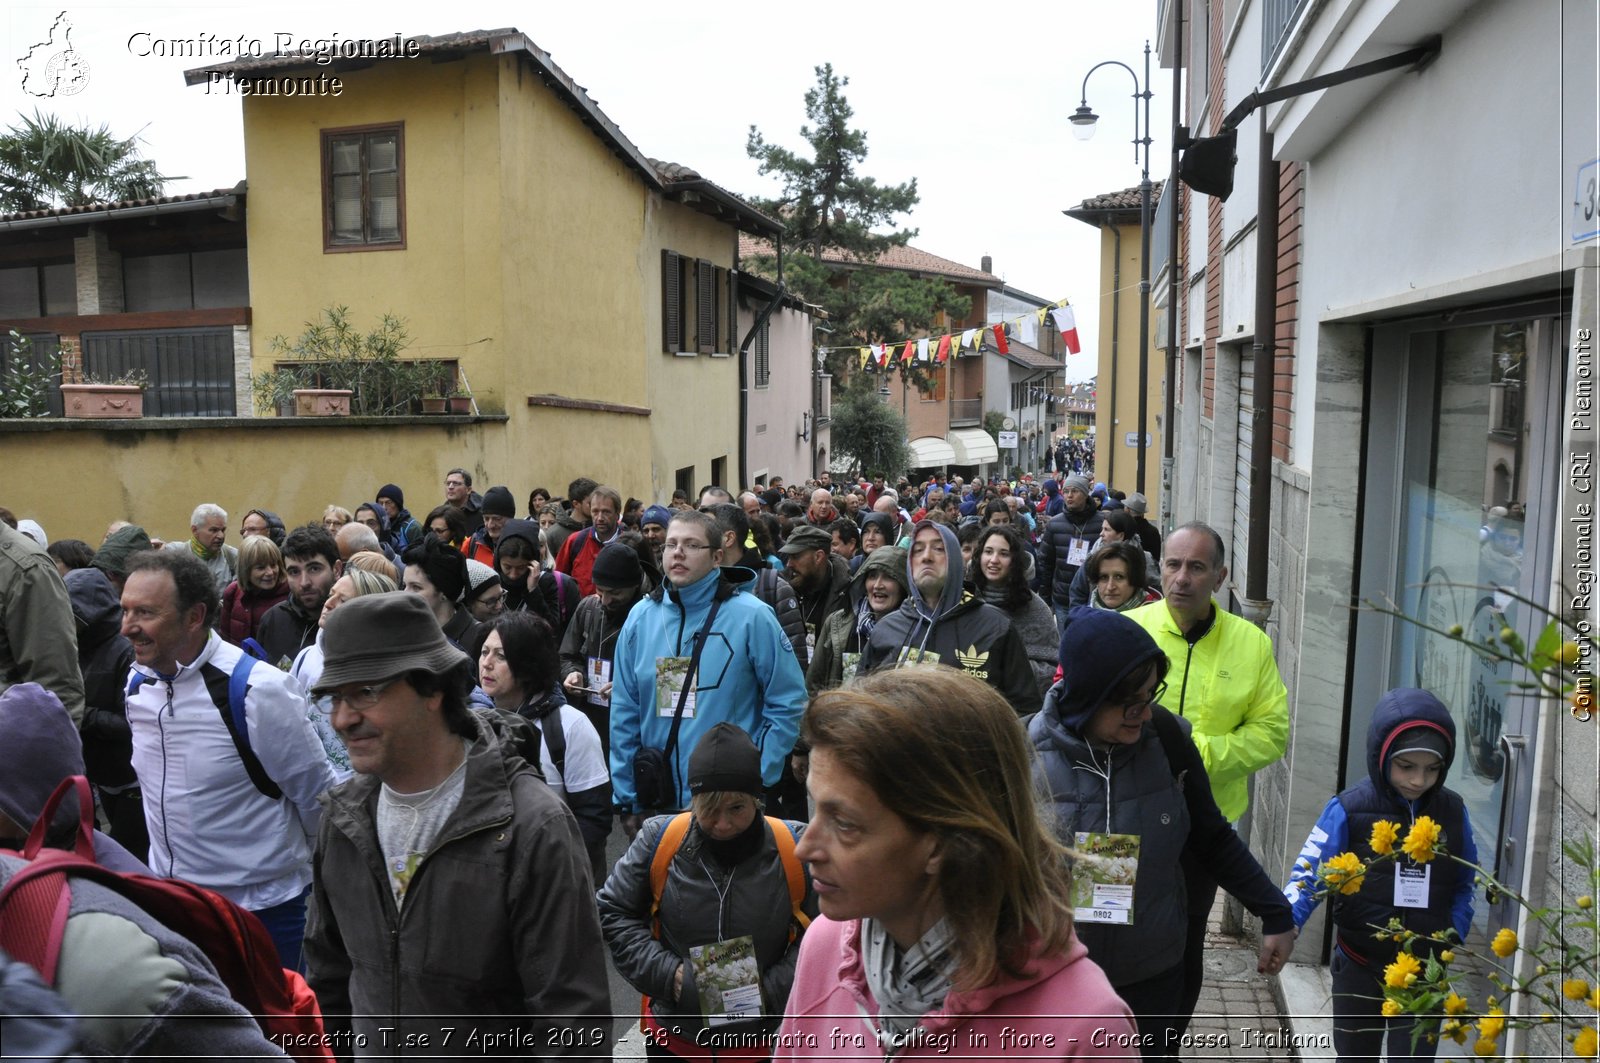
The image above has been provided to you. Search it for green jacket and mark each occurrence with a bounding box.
[1125,598,1289,821]
[0,522,84,725]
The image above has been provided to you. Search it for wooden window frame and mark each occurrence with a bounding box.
[321,122,406,253]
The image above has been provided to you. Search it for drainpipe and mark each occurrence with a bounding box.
[738,234,784,489]
[1106,222,1122,490]
[1162,0,1184,537]
[1242,112,1278,631]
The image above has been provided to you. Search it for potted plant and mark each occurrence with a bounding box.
[419,361,453,414]
[446,388,474,415]
[293,387,353,416]
[61,364,148,419]
[0,330,63,418]
[255,306,441,417]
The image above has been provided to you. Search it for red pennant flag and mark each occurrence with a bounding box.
[992,323,1009,355]
[936,334,952,363]
[901,339,915,365]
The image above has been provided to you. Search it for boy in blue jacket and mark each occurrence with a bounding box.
[1283,688,1478,1062]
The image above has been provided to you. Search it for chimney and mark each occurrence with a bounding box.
[980,254,992,274]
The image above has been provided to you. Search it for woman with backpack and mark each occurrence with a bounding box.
[598,723,816,1062]
[478,611,610,882]
[1027,608,1296,1060]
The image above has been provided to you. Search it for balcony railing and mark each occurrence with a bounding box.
[1262,0,1310,74]
[949,397,982,426]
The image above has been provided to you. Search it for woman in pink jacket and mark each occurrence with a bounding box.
[776,666,1137,1061]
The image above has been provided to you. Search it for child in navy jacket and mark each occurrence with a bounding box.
[1283,688,1478,1062]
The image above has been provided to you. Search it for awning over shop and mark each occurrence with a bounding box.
[947,427,998,465]
[907,435,957,467]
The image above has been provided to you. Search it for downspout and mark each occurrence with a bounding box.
[1106,221,1122,490]
[1162,0,1184,537]
[1242,113,1278,630]
[738,233,784,489]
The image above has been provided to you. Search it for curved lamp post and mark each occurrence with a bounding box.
[1069,42,1154,495]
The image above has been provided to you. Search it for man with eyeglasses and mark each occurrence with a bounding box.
[121,548,335,971]
[443,467,484,536]
[1125,520,1289,1034]
[305,592,609,1054]
[608,510,806,839]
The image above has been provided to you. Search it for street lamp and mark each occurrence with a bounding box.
[1071,41,1154,495]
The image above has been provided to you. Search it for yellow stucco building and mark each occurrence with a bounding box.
[192,28,778,505]
[1064,182,1165,494]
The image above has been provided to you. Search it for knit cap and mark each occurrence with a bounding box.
[591,542,643,589]
[481,486,516,518]
[688,722,763,797]
[377,483,405,509]
[465,558,501,596]
[400,535,467,603]
[1063,474,1092,496]
[1055,607,1166,730]
[1388,726,1451,763]
[640,505,673,530]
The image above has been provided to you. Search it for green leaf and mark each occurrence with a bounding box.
[1529,619,1563,671]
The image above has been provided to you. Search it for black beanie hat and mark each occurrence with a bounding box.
[688,722,763,796]
[482,486,516,518]
[591,542,643,589]
[401,535,467,603]
[377,483,405,510]
[1387,725,1451,764]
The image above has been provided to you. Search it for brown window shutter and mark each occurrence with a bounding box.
[662,250,681,352]
[697,260,716,354]
[725,268,737,354]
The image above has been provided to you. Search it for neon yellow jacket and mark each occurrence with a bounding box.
[1126,599,1289,820]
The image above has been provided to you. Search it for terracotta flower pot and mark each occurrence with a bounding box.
[447,396,474,415]
[293,389,353,416]
[61,384,144,419]
[421,397,448,414]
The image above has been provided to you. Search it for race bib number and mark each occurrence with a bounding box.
[1066,537,1091,567]
[1394,863,1431,908]
[841,652,862,683]
[691,936,762,1026]
[1071,832,1140,924]
[655,657,696,717]
[586,657,611,707]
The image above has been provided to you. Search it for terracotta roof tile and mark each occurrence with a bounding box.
[1069,179,1166,213]
[183,28,516,78]
[738,236,1001,286]
[0,183,245,224]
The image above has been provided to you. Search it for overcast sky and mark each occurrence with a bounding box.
[5,1,1174,383]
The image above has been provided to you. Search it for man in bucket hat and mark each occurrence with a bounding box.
[304,593,609,1056]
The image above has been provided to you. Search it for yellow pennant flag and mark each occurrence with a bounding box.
[859,348,870,370]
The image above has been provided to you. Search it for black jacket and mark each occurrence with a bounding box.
[1037,503,1107,608]
[730,551,809,674]
[783,552,852,657]
[65,567,136,788]
[252,596,319,668]
[860,523,1041,714]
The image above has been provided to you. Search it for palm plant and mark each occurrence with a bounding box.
[0,110,176,212]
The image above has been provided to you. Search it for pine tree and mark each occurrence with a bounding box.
[746,65,969,387]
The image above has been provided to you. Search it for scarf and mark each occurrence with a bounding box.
[852,597,880,646]
[978,584,1009,607]
[860,917,957,1047]
[699,810,766,868]
[187,537,216,561]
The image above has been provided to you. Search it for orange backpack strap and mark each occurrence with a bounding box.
[766,817,811,931]
[647,813,694,933]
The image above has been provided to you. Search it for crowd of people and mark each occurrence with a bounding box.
[0,462,1476,1061]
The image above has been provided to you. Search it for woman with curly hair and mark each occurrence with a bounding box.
[966,524,1058,699]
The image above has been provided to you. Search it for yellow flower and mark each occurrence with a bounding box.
[1381,999,1403,1018]
[1322,851,1366,895]
[1575,1026,1598,1059]
[1473,1036,1498,1058]
[1444,1021,1471,1045]
[1440,949,1456,963]
[1478,1007,1505,1041]
[1589,985,1600,1011]
[1402,816,1443,863]
[1384,952,1422,989]
[1567,980,1593,1002]
[1578,894,1595,910]
[1444,992,1469,1016]
[1490,928,1518,958]
[1370,820,1400,855]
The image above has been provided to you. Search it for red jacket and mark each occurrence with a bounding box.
[554,527,604,596]
[218,580,290,647]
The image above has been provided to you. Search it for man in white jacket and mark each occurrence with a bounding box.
[121,548,335,971]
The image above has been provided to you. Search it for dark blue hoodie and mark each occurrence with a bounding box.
[1283,688,1476,962]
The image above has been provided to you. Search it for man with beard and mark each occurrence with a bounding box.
[560,542,652,757]
[778,525,850,661]
[555,484,623,596]
[860,520,1040,715]
[255,525,341,669]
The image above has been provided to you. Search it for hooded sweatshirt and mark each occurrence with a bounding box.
[777,915,1134,1062]
[496,518,579,637]
[1284,688,1475,965]
[0,683,147,873]
[808,546,909,690]
[64,566,137,790]
[1028,608,1291,987]
[861,521,1040,714]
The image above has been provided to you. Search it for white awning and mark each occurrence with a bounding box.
[947,427,998,465]
[907,435,956,467]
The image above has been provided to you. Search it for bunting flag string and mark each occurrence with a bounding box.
[831,296,1081,373]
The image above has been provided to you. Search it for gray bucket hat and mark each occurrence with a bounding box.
[311,593,467,694]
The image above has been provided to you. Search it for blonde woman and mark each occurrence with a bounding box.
[219,535,288,646]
